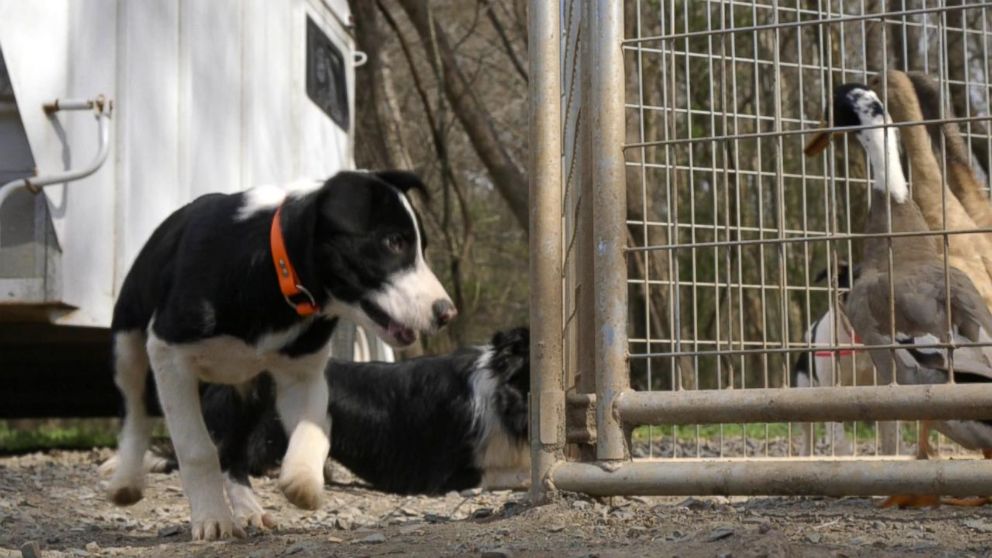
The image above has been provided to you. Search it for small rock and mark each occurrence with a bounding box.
[460,488,482,498]
[717,552,733,558]
[157,525,182,537]
[335,517,353,530]
[548,525,566,533]
[399,525,424,535]
[327,536,343,543]
[572,500,591,511]
[481,548,514,558]
[963,519,992,533]
[609,509,635,521]
[703,527,735,542]
[20,542,42,558]
[871,521,885,530]
[473,508,493,519]
[806,532,822,544]
[758,522,772,534]
[361,533,386,544]
[627,526,649,538]
[679,497,712,511]
[84,542,100,553]
[285,543,306,555]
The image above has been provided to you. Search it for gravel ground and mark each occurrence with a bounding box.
[3,449,992,557]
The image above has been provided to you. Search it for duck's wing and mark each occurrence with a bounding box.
[891,267,992,382]
[848,265,992,383]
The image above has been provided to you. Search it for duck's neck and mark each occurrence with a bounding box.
[859,122,909,204]
[859,123,938,264]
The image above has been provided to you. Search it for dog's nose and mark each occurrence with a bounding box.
[433,299,458,328]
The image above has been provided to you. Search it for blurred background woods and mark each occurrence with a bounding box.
[349,1,991,396]
[346,0,530,355]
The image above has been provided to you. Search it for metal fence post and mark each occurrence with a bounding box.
[590,0,630,463]
[528,0,564,504]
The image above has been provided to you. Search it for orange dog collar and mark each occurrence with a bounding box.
[271,204,319,316]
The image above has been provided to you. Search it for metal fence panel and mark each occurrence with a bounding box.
[533,0,992,499]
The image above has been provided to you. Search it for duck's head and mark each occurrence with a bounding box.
[805,83,907,202]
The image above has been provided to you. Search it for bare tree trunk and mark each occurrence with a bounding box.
[888,0,923,71]
[945,0,991,176]
[349,0,401,169]
[393,0,530,233]
[864,0,890,73]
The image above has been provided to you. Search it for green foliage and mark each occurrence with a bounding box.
[0,419,117,453]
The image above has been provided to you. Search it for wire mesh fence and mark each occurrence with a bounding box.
[551,0,992,477]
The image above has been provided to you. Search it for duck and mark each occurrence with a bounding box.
[899,71,992,229]
[868,70,992,311]
[805,82,992,508]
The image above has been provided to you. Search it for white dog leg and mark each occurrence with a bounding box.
[225,475,277,529]
[148,335,244,541]
[274,367,330,510]
[107,331,153,505]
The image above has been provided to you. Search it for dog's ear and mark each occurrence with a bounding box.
[374,170,430,202]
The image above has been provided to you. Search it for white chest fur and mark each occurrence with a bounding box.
[147,322,331,385]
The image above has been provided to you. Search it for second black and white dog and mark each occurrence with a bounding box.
[133,327,531,528]
[107,171,455,540]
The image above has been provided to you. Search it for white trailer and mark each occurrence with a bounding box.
[0,0,390,417]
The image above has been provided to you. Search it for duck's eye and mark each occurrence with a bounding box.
[384,234,406,254]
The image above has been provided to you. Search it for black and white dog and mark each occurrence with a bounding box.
[107,171,455,540]
[151,327,530,528]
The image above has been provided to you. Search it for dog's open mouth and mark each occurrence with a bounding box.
[360,300,417,346]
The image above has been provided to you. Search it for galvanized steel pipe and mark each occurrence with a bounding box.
[552,459,992,496]
[527,0,564,504]
[589,0,630,462]
[616,384,992,425]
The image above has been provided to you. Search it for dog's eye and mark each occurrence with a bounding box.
[384,234,406,254]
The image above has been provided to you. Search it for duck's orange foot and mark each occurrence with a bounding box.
[878,494,941,508]
[941,496,990,507]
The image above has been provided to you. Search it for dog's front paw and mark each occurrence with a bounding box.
[226,479,277,530]
[238,510,278,530]
[106,475,144,506]
[278,464,324,510]
[191,510,246,541]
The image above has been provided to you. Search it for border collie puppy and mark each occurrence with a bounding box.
[160,327,531,528]
[108,170,455,540]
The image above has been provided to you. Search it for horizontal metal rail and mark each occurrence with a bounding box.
[622,4,984,45]
[626,223,992,254]
[613,385,992,426]
[623,113,992,150]
[552,459,992,497]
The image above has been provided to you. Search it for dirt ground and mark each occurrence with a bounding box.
[2,450,992,557]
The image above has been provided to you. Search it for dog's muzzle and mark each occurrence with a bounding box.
[433,299,458,329]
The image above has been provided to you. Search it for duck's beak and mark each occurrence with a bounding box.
[804,120,833,157]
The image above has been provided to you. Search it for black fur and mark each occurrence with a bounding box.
[112,170,428,348]
[163,327,531,495]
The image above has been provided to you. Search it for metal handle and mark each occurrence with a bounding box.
[0,95,113,212]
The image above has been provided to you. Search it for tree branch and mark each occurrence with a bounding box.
[394,0,530,233]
